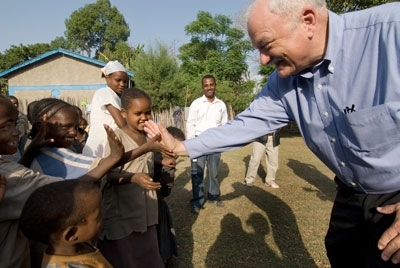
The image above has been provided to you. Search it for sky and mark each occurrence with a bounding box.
[0,0,253,53]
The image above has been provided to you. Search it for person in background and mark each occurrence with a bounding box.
[144,1,400,266]
[186,74,228,214]
[83,60,128,157]
[244,130,281,188]
[70,106,89,154]
[1,96,29,161]
[8,95,29,140]
[18,100,39,155]
[172,106,183,129]
[19,179,113,268]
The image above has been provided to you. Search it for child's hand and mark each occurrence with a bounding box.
[104,124,124,164]
[161,157,176,168]
[131,173,161,190]
[0,174,6,203]
[29,114,54,150]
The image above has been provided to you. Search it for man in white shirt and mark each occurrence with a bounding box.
[186,74,228,214]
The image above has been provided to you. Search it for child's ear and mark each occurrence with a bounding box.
[121,108,127,119]
[63,226,79,242]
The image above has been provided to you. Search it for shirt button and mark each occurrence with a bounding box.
[329,66,334,73]
[340,162,346,167]
[331,138,336,143]
[350,182,357,187]
[318,84,323,89]
[323,112,329,117]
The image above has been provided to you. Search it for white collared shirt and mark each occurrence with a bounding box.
[186,95,228,139]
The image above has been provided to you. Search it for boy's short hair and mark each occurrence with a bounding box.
[19,179,99,244]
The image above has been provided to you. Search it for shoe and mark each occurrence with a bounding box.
[265,180,279,189]
[245,181,253,187]
[208,200,225,207]
[191,206,200,214]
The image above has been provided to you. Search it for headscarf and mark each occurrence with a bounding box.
[101,60,126,76]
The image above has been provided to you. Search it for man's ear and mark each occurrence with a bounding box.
[301,7,317,38]
[62,226,79,242]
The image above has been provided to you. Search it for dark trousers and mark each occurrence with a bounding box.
[325,177,400,268]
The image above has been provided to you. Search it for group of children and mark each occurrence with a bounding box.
[0,60,184,268]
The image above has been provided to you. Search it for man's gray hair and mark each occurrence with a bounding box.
[268,0,327,16]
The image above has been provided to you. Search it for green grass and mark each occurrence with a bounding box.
[165,134,336,268]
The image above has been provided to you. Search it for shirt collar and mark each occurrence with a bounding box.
[299,10,342,79]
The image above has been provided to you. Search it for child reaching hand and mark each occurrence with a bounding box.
[98,88,164,268]
[19,179,113,268]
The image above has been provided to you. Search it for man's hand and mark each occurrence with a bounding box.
[144,120,177,152]
[377,203,400,263]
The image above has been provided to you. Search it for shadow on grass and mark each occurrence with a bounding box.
[215,182,319,268]
[166,159,231,268]
[286,158,336,202]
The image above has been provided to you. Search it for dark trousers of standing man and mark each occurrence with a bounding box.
[325,177,400,268]
[190,153,221,208]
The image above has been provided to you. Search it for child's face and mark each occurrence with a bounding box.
[0,100,20,155]
[46,107,79,148]
[121,97,152,132]
[105,71,129,95]
[75,189,102,242]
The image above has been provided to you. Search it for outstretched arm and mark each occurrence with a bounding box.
[144,120,188,156]
[80,124,124,181]
[113,134,172,168]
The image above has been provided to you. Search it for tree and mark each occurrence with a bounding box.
[133,43,186,111]
[0,43,52,71]
[97,41,145,87]
[179,11,255,113]
[327,0,392,13]
[64,0,130,57]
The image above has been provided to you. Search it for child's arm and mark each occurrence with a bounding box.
[111,134,173,168]
[107,171,161,190]
[106,104,126,128]
[79,125,124,181]
[18,115,54,167]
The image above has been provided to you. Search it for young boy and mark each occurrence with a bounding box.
[19,179,113,268]
[0,94,123,268]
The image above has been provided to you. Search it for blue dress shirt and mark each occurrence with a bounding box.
[183,3,400,194]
